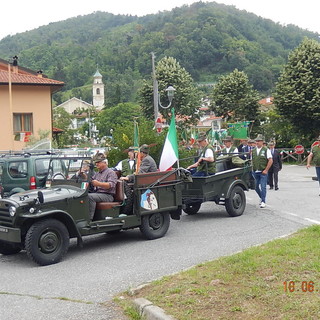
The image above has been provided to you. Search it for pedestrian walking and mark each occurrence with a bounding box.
[252,135,273,208]
[268,141,282,190]
[306,135,320,195]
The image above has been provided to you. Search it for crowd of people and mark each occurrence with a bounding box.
[84,133,320,218]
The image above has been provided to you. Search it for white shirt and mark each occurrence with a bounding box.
[115,159,135,171]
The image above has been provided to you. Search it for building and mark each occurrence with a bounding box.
[92,69,105,109]
[0,57,64,150]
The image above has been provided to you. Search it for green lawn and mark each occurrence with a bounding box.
[116,225,320,319]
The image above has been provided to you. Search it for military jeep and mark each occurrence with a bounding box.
[0,156,185,266]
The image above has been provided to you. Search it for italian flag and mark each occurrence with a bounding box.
[159,109,179,171]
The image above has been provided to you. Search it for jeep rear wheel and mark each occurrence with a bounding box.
[225,186,246,217]
[139,212,170,240]
[0,241,22,255]
[25,219,69,266]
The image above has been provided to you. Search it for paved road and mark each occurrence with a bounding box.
[0,165,318,319]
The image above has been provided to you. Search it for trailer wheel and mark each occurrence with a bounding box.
[139,212,170,240]
[225,186,246,217]
[25,219,69,266]
[183,202,201,215]
[0,241,22,255]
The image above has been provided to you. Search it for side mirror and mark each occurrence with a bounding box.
[37,191,44,204]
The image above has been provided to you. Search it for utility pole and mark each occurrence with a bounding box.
[151,52,159,123]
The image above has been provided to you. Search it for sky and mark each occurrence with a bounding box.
[1,0,320,41]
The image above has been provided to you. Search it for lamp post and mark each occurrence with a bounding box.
[158,85,176,109]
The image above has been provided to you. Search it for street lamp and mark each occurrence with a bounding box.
[158,85,176,109]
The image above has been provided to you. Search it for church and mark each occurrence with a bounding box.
[55,69,105,131]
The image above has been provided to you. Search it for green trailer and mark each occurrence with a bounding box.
[182,156,254,216]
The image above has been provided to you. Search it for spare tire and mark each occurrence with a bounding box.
[120,182,134,215]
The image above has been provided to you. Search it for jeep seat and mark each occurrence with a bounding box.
[95,180,125,210]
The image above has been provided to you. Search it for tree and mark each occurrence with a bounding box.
[52,107,75,148]
[106,118,165,167]
[211,69,260,123]
[274,39,320,139]
[94,102,143,138]
[138,56,201,125]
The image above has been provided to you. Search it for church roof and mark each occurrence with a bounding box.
[93,69,102,77]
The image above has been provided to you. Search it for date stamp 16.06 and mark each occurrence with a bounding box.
[283,281,317,293]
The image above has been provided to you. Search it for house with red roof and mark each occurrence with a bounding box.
[0,56,64,150]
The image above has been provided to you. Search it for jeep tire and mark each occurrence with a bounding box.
[139,212,170,240]
[25,218,70,266]
[225,186,246,217]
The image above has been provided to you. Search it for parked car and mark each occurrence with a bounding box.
[0,152,64,197]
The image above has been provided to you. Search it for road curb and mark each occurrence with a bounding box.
[133,297,176,320]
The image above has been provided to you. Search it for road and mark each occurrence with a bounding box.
[0,165,319,319]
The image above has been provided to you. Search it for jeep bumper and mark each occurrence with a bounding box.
[0,225,21,243]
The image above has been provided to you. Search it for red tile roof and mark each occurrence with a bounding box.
[0,70,64,86]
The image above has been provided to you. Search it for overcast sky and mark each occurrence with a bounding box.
[1,0,319,41]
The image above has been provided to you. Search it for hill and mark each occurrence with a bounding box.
[0,1,318,106]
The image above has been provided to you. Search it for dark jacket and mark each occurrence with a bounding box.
[269,148,282,172]
[238,144,250,160]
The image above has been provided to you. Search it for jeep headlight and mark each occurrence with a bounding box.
[9,206,16,217]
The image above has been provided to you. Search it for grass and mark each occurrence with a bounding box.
[116,225,320,319]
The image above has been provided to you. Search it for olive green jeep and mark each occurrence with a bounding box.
[0,156,185,266]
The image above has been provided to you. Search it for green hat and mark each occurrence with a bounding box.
[254,134,265,141]
[139,144,149,154]
[197,133,207,142]
[223,135,233,142]
[94,153,106,163]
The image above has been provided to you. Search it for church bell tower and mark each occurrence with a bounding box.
[92,69,105,109]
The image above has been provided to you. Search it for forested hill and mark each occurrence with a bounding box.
[0,1,318,105]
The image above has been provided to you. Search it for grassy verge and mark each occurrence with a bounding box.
[116,225,320,319]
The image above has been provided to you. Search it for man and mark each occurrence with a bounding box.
[268,141,282,190]
[187,133,215,176]
[221,136,238,155]
[252,134,273,208]
[121,144,157,182]
[238,138,250,160]
[115,146,136,176]
[88,154,118,220]
[306,135,320,195]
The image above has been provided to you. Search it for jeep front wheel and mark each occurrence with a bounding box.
[25,219,70,266]
[139,212,170,240]
[0,241,21,255]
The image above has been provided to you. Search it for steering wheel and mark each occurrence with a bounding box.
[52,172,66,180]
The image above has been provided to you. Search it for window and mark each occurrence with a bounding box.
[13,113,33,133]
[8,161,28,178]
[96,88,100,95]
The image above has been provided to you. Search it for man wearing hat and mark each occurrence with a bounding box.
[221,136,238,155]
[121,144,157,182]
[268,141,282,190]
[115,146,136,177]
[186,133,216,176]
[307,135,320,195]
[89,154,118,219]
[252,135,273,208]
